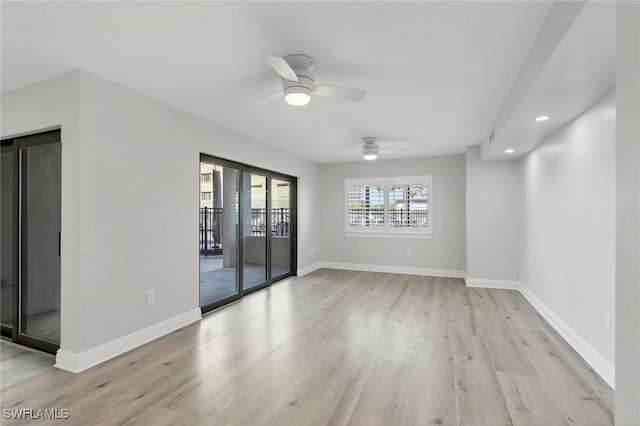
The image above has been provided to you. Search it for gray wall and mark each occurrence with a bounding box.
[465,145,519,281]
[318,155,466,273]
[519,92,616,366]
[615,1,640,422]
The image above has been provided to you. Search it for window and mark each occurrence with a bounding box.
[201,191,212,200]
[345,176,433,238]
[347,185,385,228]
[201,173,211,182]
[388,184,428,228]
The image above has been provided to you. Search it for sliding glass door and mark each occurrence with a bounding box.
[199,154,296,313]
[271,178,291,280]
[199,160,240,310]
[20,142,62,344]
[1,148,14,330]
[1,130,61,354]
[243,172,268,291]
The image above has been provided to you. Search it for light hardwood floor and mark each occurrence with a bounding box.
[1,270,614,425]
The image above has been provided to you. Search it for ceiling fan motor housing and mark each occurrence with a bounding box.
[282,69,314,97]
[361,136,378,145]
[283,54,315,71]
[282,54,316,101]
[361,136,379,157]
[362,143,379,155]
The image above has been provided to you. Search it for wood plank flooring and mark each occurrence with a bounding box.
[0,270,614,425]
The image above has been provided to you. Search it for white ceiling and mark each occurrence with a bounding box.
[1,1,612,164]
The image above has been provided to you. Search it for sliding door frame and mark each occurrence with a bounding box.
[1,129,61,354]
[199,154,297,314]
[0,142,14,340]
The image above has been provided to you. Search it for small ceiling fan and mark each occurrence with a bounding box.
[361,137,380,160]
[253,54,366,106]
[359,136,406,160]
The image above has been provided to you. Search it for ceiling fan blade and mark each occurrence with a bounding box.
[313,85,366,102]
[379,148,406,154]
[252,91,283,106]
[264,55,299,83]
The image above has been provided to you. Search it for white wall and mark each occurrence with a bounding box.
[317,156,466,275]
[1,70,321,361]
[519,92,615,368]
[615,1,640,422]
[465,145,519,283]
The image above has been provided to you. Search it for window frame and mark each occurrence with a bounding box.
[344,175,433,239]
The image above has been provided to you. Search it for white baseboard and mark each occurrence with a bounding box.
[465,277,520,290]
[55,308,201,373]
[319,261,465,278]
[517,283,615,389]
[297,262,323,276]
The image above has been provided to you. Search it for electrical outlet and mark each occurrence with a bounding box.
[523,262,527,272]
[147,290,155,304]
[406,249,412,256]
[605,312,612,331]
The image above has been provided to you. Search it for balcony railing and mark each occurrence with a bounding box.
[348,208,428,228]
[199,207,290,256]
[348,208,385,227]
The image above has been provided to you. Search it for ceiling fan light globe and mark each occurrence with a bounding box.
[363,153,377,160]
[284,87,311,106]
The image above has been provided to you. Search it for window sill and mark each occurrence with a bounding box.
[345,232,433,239]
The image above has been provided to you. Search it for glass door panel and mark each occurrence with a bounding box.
[271,178,291,279]
[199,161,240,308]
[1,149,13,329]
[242,172,267,290]
[19,142,61,345]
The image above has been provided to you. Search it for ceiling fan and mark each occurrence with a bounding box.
[361,137,380,160]
[359,136,406,160]
[253,54,366,106]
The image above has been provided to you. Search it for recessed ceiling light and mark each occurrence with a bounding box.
[505,149,515,154]
[534,116,550,122]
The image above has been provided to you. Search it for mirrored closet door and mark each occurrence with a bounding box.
[1,130,61,354]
